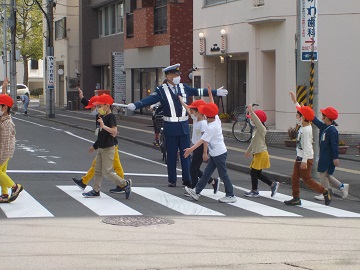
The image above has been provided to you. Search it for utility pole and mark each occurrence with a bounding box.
[9,0,16,110]
[45,0,55,118]
[296,0,319,178]
[2,0,7,79]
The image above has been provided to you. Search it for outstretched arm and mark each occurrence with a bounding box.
[179,95,191,115]
[2,78,8,94]
[207,84,214,103]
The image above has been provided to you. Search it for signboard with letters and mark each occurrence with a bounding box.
[47,56,55,89]
[112,52,126,103]
[300,0,318,61]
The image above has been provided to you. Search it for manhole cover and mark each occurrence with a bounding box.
[102,216,174,227]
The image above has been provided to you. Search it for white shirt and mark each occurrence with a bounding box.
[192,119,207,144]
[201,115,227,157]
[296,124,314,162]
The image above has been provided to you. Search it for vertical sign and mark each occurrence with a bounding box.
[47,56,54,89]
[300,0,318,61]
[112,52,126,103]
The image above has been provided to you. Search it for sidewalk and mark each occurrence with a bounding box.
[25,106,360,200]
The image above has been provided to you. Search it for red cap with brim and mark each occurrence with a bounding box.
[93,94,114,105]
[320,107,338,121]
[0,94,14,108]
[296,106,315,121]
[198,103,219,118]
[188,100,206,109]
[246,110,267,123]
[85,96,99,109]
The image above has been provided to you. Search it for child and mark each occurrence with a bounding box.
[244,104,279,197]
[289,92,349,200]
[284,100,332,206]
[82,94,131,198]
[72,94,126,194]
[0,94,23,203]
[179,93,220,194]
[184,100,236,203]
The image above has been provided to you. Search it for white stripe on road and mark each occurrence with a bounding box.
[260,191,360,218]
[132,187,224,216]
[57,185,142,216]
[200,189,301,217]
[0,190,54,218]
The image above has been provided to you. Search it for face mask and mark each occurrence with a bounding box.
[97,107,107,116]
[90,108,98,116]
[190,114,197,121]
[296,118,302,126]
[172,76,181,85]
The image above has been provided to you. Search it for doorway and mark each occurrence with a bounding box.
[227,60,246,114]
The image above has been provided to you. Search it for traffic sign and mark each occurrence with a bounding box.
[47,56,54,89]
[300,0,318,61]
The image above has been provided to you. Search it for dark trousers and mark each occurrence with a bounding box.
[166,134,190,185]
[250,168,272,190]
[190,144,204,188]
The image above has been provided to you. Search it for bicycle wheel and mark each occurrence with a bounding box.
[159,130,167,163]
[232,119,252,142]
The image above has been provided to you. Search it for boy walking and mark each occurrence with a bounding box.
[0,94,23,202]
[82,94,131,199]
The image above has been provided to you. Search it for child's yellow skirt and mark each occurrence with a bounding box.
[250,151,270,170]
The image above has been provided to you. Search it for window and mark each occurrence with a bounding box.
[55,17,66,40]
[31,59,38,70]
[126,0,136,38]
[154,0,167,34]
[98,2,124,37]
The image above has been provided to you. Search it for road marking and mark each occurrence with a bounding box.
[57,186,142,216]
[0,190,54,218]
[262,191,360,218]
[200,189,301,217]
[132,187,225,216]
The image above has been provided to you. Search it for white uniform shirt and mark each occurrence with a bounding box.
[201,115,227,157]
[296,125,314,162]
[192,119,208,145]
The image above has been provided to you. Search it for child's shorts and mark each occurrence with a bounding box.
[250,150,270,170]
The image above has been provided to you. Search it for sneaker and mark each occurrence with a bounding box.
[72,177,87,190]
[168,182,176,187]
[124,179,132,199]
[184,191,190,197]
[314,194,325,201]
[340,184,349,199]
[109,186,125,194]
[323,189,332,206]
[0,194,10,203]
[219,196,237,203]
[11,184,24,197]
[184,186,199,201]
[244,190,260,197]
[82,189,100,198]
[270,181,279,197]
[212,177,220,194]
[284,197,301,205]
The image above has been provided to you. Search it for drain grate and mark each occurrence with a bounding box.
[102,216,174,227]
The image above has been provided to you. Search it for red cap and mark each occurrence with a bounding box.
[198,103,219,118]
[246,110,267,123]
[94,94,114,105]
[320,106,338,121]
[0,94,14,108]
[85,96,99,109]
[296,106,315,121]
[188,100,206,109]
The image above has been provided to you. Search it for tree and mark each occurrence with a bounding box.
[16,0,43,86]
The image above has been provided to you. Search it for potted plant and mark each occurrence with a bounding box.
[285,126,297,147]
[338,140,349,154]
[219,113,232,123]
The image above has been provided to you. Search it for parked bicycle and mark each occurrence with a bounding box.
[231,103,259,142]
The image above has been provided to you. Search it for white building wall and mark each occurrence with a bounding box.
[193,0,360,133]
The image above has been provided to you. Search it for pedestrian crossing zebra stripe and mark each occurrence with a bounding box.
[0,190,54,218]
[200,190,302,217]
[57,186,142,216]
[132,187,224,216]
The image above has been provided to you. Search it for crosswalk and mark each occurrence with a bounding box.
[0,185,359,219]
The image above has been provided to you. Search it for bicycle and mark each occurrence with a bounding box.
[231,103,259,142]
[154,109,167,163]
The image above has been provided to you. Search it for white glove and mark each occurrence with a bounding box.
[127,103,136,111]
[216,86,228,96]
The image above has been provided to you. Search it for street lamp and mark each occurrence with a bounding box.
[199,32,206,55]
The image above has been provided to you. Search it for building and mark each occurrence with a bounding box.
[193,0,360,133]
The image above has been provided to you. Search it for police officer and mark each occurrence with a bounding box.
[127,64,228,187]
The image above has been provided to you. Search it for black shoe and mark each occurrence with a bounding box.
[182,181,191,187]
[72,177,87,190]
[24,111,27,115]
[323,189,332,206]
[212,178,220,194]
[284,197,301,206]
[110,186,125,194]
[82,189,100,198]
[168,182,176,187]
[124,179,132,199]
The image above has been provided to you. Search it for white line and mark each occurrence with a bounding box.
[0,190,54,218]
[57,185,142,216]
[132,187,225,216]
[200,189,301,217]
[261,191,360,218]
